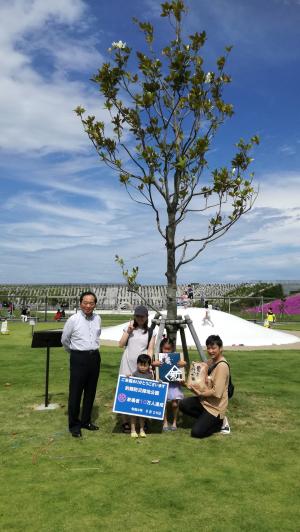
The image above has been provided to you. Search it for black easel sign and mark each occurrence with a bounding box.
[31,330,63,408]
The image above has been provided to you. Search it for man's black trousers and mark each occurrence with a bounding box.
[179,396,222,438]
[68,349,100,432]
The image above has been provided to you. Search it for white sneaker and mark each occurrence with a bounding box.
[220,416,231,434]
[139,429,147,438]
[131,431,138,438]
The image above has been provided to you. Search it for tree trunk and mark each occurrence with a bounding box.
[165,211,178,341]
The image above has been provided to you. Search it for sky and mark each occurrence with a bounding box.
[0,0,300,285]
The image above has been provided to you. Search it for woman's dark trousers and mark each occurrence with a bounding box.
[179,396,222,438]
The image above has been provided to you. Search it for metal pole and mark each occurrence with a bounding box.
[179,326,190,369]
[153,315,166,356]
[151,315,166,380]
[45,345,50,407]
[44,295,48,322]
[184,314,207,361]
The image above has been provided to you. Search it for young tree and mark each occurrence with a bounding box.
[75,0,259,322]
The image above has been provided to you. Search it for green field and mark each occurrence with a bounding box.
[0,320,299,531]
[273,322,300,331]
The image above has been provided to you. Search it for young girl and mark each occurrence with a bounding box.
[130,354,153,438]
[118,305,155,433]
[160,338,186,431]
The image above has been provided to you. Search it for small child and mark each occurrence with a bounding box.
[202,303,214,327]
[266,308,276,328]
[160,338,186,432]
[130,354,153,438]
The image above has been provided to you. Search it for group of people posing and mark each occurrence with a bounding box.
[61,291,231,439]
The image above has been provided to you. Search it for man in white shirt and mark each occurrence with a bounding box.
[62,291,101,438]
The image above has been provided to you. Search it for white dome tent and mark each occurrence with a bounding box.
[101,307,299,347]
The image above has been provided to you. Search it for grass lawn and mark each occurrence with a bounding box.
[273,322,300,332]
[0,320,299,531]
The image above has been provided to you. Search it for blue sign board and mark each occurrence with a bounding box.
[157,352,184,382]
[113,375,168,420]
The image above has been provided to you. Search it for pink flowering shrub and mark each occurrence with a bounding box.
[247,293,300,315]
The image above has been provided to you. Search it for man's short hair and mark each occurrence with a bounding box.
[79,291,97,304]
[206,335,223,348]
[137,354,151,365]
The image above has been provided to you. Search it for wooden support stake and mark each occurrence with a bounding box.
[184,314,207,361]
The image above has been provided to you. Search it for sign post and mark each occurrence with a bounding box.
[31,329,63,410]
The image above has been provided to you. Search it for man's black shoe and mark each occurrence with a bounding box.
[71,429,82,438]
[81,423,99,431]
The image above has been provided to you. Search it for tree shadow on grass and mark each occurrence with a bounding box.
[110,409,194,434]
[177,412,195,430]
[91,404,100,423]
[111,417,167,434]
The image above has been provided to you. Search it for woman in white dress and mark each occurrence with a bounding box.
[118,305,156,432]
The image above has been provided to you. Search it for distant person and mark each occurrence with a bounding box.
[61,291,101,438]
[179,335,230,438]
[266,308,276,328]
[130,354,153,438]
[54,309,62,321]
[202,302,214,327]
[21,307,28,322]
[187,284,194,300]
[180,291,189,308]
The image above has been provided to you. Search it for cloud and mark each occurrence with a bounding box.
[0,1,300,284]
[174,170,300,280]
[26,33,104,75]
[279,144,297,156]
[1,157,299,282]
[256,171,300,210]
[183,0,300,63]
[0,0,106,154]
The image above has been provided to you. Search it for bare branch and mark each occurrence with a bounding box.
[124,183,151,206]
[119,142,147,178]
[175,199,256,270]
[148,184,166,239]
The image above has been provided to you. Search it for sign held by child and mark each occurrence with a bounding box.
[113,374,168,421]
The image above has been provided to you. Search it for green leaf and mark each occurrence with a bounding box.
[74,106,86,116]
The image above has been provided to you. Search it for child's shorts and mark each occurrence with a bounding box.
[167,383,184,401]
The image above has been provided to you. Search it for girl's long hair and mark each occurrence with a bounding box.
[133,318,148,333]
[160,337,175,351]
